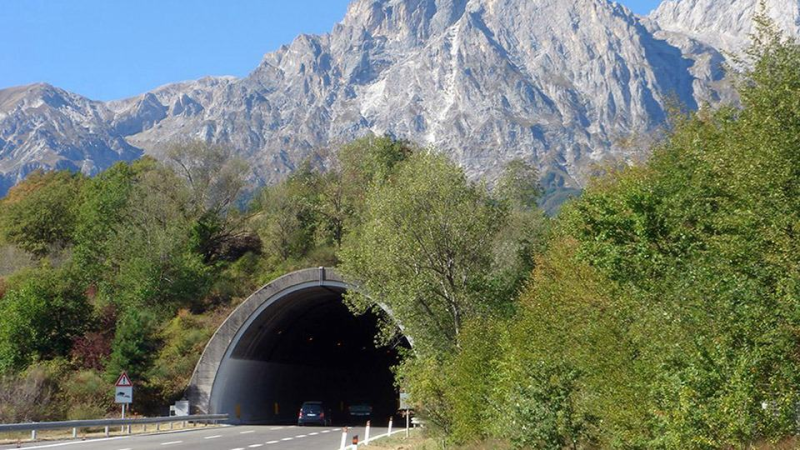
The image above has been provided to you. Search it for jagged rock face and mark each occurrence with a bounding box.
[119,0,700,189]
[651,0,800,54]
[0,84,142,192]
[0,0,798,199]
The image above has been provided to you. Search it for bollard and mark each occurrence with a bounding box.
[339,427,349,450]
[183,420,187,428]
[170,421,174,430]
[364,420,371,445]
[72,427,77,438]
[388,416,393,436]
[126,424,131,435]
[143,424,147,433]
[31,430,36,441]
[156,422,160,431]
[105,425,109,437]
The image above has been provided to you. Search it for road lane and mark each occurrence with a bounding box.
[1,424,391,450]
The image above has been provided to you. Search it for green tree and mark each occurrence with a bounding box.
[496,159,543,211]
[0,269,90,372]
[340,152,508,355]
[0,170,85,257]
[104,309,158,384]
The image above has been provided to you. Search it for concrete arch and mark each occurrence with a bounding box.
[186,267,404,424]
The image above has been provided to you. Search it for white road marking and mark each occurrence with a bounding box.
[296,434,307,438]
[118,448,132,450]
[240,430,255,434]
[205,435,223,439]
[231,448,245,450]
[269,426,284,430]
[309,432,319,435]
[161,441,183,446]
[266,441,279,444]
[0,436,131,449]
[281,437,293,441]
[321,430,331,433]
[248,445,263,448]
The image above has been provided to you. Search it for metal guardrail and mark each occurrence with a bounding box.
[0,414,228,434]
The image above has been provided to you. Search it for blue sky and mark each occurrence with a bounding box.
[1,0,663,101]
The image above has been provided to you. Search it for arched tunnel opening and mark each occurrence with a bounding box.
[206,282,409,425]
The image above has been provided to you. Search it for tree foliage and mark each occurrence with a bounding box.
[0,269,90,372]
[0,171,85,257]
[340,152,510,354]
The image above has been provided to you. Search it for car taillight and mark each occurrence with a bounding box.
[298,410,303,418]
[320,412,325,418]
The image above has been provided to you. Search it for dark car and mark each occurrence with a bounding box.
[297,401,331,426]
[348,402,372,419]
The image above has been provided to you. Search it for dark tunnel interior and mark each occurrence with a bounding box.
[213,286,409,425]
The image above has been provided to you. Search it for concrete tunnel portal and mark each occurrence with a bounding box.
[186,268,409,425]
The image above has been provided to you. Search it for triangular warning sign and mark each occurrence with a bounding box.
[115,371,132,387]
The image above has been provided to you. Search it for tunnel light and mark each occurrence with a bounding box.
[308,336,314,342]
[337,342,343,347]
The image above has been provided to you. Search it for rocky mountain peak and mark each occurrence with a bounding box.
[651,0,800,54]
[2,0,799,206]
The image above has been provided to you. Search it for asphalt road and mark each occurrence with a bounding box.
[0,424,394,450]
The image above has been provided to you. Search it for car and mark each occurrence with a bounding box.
[297,401,331,426]
[348,402,372,419]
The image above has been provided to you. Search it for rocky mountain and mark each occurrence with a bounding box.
[1,0,798,205]
[651,0,800,54]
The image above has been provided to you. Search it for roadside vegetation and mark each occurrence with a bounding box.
[0,19,798,450]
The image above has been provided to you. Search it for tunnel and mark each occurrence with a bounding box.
[186,268,409,425]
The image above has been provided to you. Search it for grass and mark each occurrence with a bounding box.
[364,429,512,450]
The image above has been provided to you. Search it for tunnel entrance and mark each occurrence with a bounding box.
[187,268,409,425]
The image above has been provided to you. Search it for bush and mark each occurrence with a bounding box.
[0,269,90,372]
[0,360,67,422]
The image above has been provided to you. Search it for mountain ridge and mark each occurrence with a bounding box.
[1,0,797,200]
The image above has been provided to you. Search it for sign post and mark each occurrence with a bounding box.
[115,372,133,433]
[399,392,411,438]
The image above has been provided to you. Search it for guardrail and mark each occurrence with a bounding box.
[0,414,228,441]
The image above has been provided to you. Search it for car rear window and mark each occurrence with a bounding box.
[302,403,322,413]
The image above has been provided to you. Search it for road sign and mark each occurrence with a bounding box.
[115,372,132,387]
[399,392,411,410]
[114,372,133,404]
[115,386,133,404]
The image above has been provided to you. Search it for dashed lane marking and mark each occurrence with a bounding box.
[266,441,279,444]
[296,434,307,438]
[248,445,263,448]
[309,432,319,435]
[240,430,255,434]
[161,441,183,446]
[281,437,293,441]
[205,435,222,439]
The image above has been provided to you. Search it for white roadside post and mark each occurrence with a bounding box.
[365,420,371,445]
[114,371,133,434]
[339,427,349,450]
[388,416,393,436]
